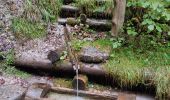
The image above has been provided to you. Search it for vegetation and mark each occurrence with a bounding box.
[12,18,46,39]
[12,0,63,39]
[123,0,170,50]
[0,50,30,78]
[2,0,170,99]
[73,0,113,15]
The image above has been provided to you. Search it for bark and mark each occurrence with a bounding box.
[14,50,61,69]
[112,0,126,37]
[72,74,88,90]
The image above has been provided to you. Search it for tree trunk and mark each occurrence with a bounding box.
[111,0,126,37]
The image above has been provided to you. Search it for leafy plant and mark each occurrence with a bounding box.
[123,0,170,51]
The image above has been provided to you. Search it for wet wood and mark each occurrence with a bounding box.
[72,74,88,90]
[50,87,117,100]
[118,93,136,100]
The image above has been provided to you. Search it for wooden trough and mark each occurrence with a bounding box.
[25,83,117,100]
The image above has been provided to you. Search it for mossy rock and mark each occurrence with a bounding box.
[66,18,79,26]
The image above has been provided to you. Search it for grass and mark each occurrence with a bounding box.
[0,50,31,78]
[12,18,46,39]
[73,0,113,15]
[71,38,112,52]
[105,47,170,98]
[24,0,62,22]
[71,35,170,98]
[12,0,63,39]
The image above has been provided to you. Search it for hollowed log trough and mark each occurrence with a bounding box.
[25,83,117,100]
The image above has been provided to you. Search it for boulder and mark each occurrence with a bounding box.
[79,47,109,63]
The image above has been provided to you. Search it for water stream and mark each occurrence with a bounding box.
[63,25,80,99]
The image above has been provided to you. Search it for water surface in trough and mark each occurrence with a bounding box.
[48,93,95,100]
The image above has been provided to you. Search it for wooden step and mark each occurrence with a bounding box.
[58,18,111,31]
[86,18,111,31]
[60,5,80,18]
[62,0,74,5]
[60,5,112,19]
[58,18,67,25]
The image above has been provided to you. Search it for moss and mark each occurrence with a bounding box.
[53,78,72,88]
[12,18,46,39]
[71,38,112,52]
[67,18,79,26]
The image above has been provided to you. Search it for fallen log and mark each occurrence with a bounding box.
[50,87,117,100]
[14,50,61,69]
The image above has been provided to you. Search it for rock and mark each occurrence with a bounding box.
[0,21,4,28]
[0,85,27,100]
[25,83,51,99]
[66,18,79,26]
[47,50,61,63]
[79,47,109,63]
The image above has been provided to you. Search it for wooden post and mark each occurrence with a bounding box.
[72,74,88,90]
[112,0,126,37]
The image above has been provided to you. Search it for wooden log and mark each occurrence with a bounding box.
[14,50,61,69]
[60,5,80,18]
[63,0,74,4]
[86,18,112,31]
[72,74,88,90]
[50,87,117,100]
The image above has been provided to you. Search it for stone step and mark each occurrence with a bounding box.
[58,18,111,31]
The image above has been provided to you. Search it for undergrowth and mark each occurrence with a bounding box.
[12,18,46,39]
[0,50,30,78]
[73,0,113,15]
[12,0,62,39]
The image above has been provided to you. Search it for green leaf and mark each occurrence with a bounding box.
[156,25,162,32]
[148,25,155,31]
[168,32,170,36]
